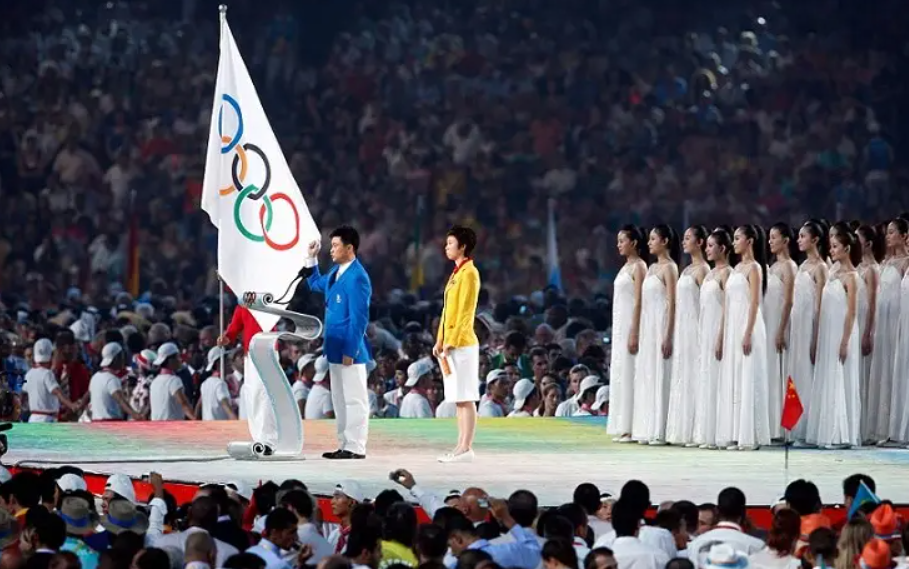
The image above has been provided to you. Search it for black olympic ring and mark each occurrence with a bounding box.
[231,143,271,201]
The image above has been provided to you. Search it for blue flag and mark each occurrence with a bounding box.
[848,480,880,519]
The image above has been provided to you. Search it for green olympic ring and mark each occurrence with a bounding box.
[234,184,273,242]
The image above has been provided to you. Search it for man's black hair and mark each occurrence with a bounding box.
[843,474,876,498]
[573,483,601,516]
[508,490,539,528]
[279,489,315,519]
[264,508,298,533]
[331,226,360,253]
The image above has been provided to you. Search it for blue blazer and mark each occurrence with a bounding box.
[306,258,372,365]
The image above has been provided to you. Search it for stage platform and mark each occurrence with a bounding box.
[7,418,909,507]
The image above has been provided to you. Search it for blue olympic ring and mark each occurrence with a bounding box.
[218,94,244,155]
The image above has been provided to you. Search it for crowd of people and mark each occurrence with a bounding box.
[0,465,903,569]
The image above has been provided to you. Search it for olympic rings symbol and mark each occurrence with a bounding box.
[218,94,300,251]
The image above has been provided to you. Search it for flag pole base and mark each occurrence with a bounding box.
[226,441,304,461]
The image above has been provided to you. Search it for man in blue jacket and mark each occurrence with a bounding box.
[303,226,372,459]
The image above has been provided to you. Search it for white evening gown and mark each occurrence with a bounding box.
[806,277,861,447]
[764,267,791,440]
[858,264,878,442]
[788,267,818,441]
[632,273,671,443]
[607,266,636,437]
[868,264,901,442]
[692,273,723,447]
[893,272,909,441]
[666,272,701,445]
[717,266,771,448]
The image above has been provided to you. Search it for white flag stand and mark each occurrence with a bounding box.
[226,292,322,460]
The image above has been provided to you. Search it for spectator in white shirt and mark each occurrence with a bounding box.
[592,386,610,416]
[609,498,670,569]
[574,483,614,540]
[293,354,317,416]
[89,343,140,421]
[507,379,539,418]
[197,347,237,421]
[247,509,301,569]
[384,360,409,410]
[400,359,434,419]
[153,496,238,567]
[436,400,457,418]
[572,380,601,417]
[556,503,594,564]
[595,481,677,560]
[278,490,333,566]
[23,338,80,422]
[558,376,602,418]
[478,370,509,418]
[445,498,542,569]
[304,356,333,420]
[150,342,196,421]
[688,488,765,567]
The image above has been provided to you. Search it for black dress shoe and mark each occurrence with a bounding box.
[323,449,365,460]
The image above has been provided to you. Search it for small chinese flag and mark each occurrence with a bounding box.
[781,376,804,431]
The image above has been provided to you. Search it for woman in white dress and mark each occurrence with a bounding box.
[856,225,883,443]
[806,229,862,449]
[666,225,710,446]
[765,223,799,441]
[870,219,909,445]
[717,224,771,450]
[632,224,680,446]
[692,228,734,449]
[789,221,828,445]
[888,219,909,444]
[608,226,649,443]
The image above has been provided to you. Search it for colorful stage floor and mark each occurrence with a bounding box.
[6,418,909,506]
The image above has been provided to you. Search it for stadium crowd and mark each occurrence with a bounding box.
[1,0,908,421]
[0,466,903,569]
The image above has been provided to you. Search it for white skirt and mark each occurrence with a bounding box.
[442,345,480,403]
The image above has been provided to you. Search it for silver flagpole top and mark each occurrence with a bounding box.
[219,4,228,14]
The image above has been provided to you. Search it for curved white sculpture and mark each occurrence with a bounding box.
[227,293,323,460]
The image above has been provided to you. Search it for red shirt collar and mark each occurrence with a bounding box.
[452,258,472,275]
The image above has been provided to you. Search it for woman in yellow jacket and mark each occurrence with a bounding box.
[433,225,481,463]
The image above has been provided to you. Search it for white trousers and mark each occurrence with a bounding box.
[245,356,278,447]
[329,363,369,455]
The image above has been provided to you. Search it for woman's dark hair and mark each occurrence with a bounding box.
[709,228,737,266]
[891,217,909,236]
[802,220,829,260]
[584,548,616,569]
[848,220,861,232]
[619,225,650,264]
[857,225,885,262]
[770,222,801,264]
[652,224,681,265]
[767,508,801,555]
[542,538,580,569]
[833,229,862,267]
[688,225,709,258]
[383,502,418,548]
[666,559,695,569]
[738,225,768,293]
[447,226,478,257]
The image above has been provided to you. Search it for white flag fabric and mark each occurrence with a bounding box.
[202,15,319,330]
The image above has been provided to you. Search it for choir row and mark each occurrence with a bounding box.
[605,217,909,450]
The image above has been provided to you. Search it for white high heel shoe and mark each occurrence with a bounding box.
[439,449,475,463]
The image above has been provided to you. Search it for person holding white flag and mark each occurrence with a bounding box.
[201,7,319,453]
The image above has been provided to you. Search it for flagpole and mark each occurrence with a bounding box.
[217,3,227,381]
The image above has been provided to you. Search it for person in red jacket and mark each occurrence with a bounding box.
[218,305,277,450]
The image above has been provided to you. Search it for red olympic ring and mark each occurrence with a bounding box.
[258,192,300,251]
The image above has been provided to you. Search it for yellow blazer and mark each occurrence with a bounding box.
[437,259,481,347]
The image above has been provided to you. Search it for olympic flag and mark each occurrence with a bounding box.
[202,11,319,330]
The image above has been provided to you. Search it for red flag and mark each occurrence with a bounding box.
[781,376,804,431]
